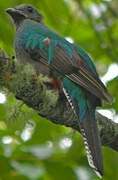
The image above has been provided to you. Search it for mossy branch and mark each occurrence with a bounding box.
[0,48,118,152]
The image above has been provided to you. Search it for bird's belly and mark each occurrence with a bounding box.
[15,47,50,76]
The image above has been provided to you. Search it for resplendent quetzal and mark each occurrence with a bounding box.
[6,4,112,178]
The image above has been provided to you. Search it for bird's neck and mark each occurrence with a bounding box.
[15,18,44,31]
[14,18,25,31]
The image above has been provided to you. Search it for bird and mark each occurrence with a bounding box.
[6,4,112,178]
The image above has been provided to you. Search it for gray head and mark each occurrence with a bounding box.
[6,4,43,29]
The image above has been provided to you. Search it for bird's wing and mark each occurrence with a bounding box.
[21,22,112,104]
[50,45,112,104]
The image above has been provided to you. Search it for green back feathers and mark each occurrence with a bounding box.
[16,20,97,76]
[16,20,72,64]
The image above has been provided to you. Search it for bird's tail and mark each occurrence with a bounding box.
[62,87,103,178]
[80,109,104,178]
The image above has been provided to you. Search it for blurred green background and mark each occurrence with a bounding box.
[0,0,118,179]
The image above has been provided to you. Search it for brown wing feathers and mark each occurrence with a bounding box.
[29,44,112,104]
[52,46,112,104]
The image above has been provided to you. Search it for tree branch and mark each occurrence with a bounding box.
[0,48,118,152]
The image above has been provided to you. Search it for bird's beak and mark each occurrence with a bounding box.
[5,8,19,16]
[5,8,26,18]
[6,8,15,14]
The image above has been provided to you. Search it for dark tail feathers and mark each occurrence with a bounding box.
[80,109,104,178]
[62,87,103,177]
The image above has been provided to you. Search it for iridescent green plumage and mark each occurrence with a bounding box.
[17,21,73,64]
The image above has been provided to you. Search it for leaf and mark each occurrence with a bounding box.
[11,161,44,180]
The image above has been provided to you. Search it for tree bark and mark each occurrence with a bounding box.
[0,48,118,152]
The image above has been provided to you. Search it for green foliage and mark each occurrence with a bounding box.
[0,0,118,179]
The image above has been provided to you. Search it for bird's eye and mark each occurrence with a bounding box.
[27,6,33,13]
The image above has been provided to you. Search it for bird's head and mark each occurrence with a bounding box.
[6,4,43,29]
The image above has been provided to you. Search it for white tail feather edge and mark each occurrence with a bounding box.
[63,88,75,111]
[81,128,102,178]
